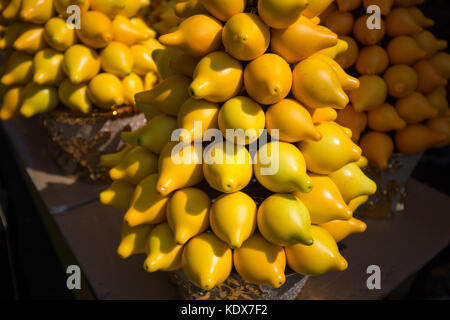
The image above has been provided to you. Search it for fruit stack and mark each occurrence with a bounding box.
[320,0,450,171]
[0,0,161,120]
[99,0,378,298]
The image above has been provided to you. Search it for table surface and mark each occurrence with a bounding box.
[2,116,450,300]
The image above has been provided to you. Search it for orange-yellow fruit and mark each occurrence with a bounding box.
[336,105,367,141]
[356,45,389,75]
[367,103,406,132]
[395,124,446,154]
[360,132,394,170]
[395,92,438,124]
[383,64,418,98]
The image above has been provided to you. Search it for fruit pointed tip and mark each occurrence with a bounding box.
[336,256,348,271]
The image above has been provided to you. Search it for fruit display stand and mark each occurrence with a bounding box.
[2,115,450,300]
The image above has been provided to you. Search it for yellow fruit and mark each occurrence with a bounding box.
[112,15,149,46]
[33,49,64,85]
[119,0,150,17]
[44,17,77,52]
[0,86,23,120]
[329,162,377,203]
[143,223,184,272]
[124,173,169,226]
[427,87,449,117]
[356,45,390,76]
[266,99,321,143]
[13,26,47,54]
[100,145,133,168]
[200,0,245,21]
[271,16,337,64]
[348,195,369,213]
[20,83,59,117]
[218,96,265,145]
[222,13,270,61]
[137,114,178,154]
[167,188,210,245]
[360,131,394,170]
[62,44,101,84]
[58,79,92,114]
[76,11,113,49]
[322,217,368,242]
[303,0,335,18]
[203,141,253,193]
[175,0,208,19]
[367,103,406,132]
[426,117,450,148]
[190,51,243,103]
[315,53,360,91]
[101,42,134,77]
[387,36,426,65]
[158,14,223,57]
[244,53,292,105]
[317,38,348,59]
[121,72,143,106]
[386,7,422,37]
[396,92,438,124]
[117,222,153,259]
[136,75,191,116]
[258,193,313,246]
[383,64,418,99]
[324,10,354,36]
[254,141,313,193]
[210,192,257,248]
[395,124,446,154]
[87,73,124,109]
[130,17,156,38]
[90,0,125,17]
[298,122,362,174]
[99,180,134,211]
[2,0,22,20]
[294,175,352,224]
[350,75,388,112]
[20,0,55,24]
[143,72,159,91]
[177,98,219,142]
[285,225,347,276]
[54,0,90,16]
[335,36,359,69]
[353,15,386,46]
[431,52,450,79]
[413,30,447,59]
[0,22,31,50]
[110,146,158,184]
[233,233,286,288]
[414,60,447,94]
[157,141,203,196]
[1,51,33,86]
[309,107,338,124]
[335,104,367,141]
[129,44,158,76]
[182,232,232,290]
[257,0,308,29]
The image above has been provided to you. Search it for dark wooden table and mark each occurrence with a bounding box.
[2,116,450,300]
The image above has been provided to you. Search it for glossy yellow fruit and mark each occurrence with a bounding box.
[257,0,308,29]
[177,98,219,142]
[0,22,31,50]
[203,141,252,193]
[234,233,286,288]
[360,132,394,170]
[244,53,291,105]
[44,17,77,52]
[112,15,149,46]
[58,79,92,114]
[266,99,321,143]
[182,232,232,290]
[167,188,210,245]
[76,11,113,49]
[143,223,184,272]
[367,103,406,132]
[329,163,377,203]
[190,51,243,103]
[285,225,348,276]
[0,86,23,120]
[90,0,125,17]
[335,36,359,69]
[1,51,33,86]
[318,38,348,59]
[110,146,158,184]
[292,55,349,110]
[13,26,47,54]
[137,114,178,154]
[54,0,90,16]
[87,73,124,109]
[2,0,22,20]
[143,72,159,91]
[271,16,338,63]
[315,54,360,91]
[200,0,245,21]
[294,175,352,224]
[130,17,156,38]
[222,13,270,61]
[303,0,335,18]
[350,75,388,112]
[348,195,369,214]
[20,83,59,117]
[383,64,418,98]
[101,42,134,77]
[309,107,338,124]
[218,96,265,145]
[33,49,64,85]
[117,222,153,259]
[210,192,257,248]
[124,173,169,226]
[136,75,191,116]
[20,0,55,24]
[258,193,313,247]
[157,141,203,196]
[121,73,143,106]
[254,141,313,193]
[100,145,133,168]
[129,44,158,76]
[159,14,222,57]
[62,44,101,84]
[298,122,362,174]
[99,180,134,211]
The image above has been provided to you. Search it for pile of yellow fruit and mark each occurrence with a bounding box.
[99,0,378,292]
[321,0,450,170]
[0,0,163,120]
